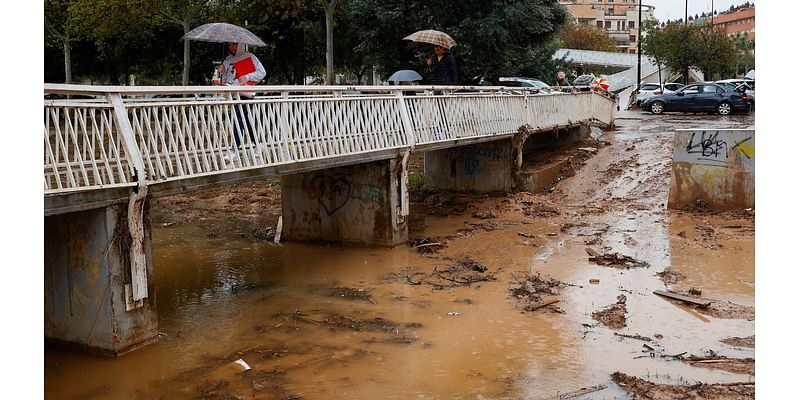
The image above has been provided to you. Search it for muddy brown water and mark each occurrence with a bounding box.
[45,111,755,399]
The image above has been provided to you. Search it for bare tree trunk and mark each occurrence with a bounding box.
[63,35,72,84]
[324,0,338,84]
[182,19,191,86]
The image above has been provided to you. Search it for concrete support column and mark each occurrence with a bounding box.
[44,205,158,356]
[281,158,408,246]
[424,124,592,193]
[424,140,515,192]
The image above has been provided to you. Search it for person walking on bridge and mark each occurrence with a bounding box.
[426,45,458,85]
[214,42,266,161]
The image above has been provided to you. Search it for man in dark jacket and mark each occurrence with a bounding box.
[427,45,458,85]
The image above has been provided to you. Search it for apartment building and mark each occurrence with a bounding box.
[713,5,755,40]
[559,0,656,54]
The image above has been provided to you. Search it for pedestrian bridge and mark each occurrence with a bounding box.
[44,84,615,355]
[44,84,615,215]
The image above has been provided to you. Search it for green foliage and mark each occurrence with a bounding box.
[44,0,569,85]
[332,0,570,83]
[408,172,425,189]
[641,22,737,82]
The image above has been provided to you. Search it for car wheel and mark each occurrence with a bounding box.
[650,101,665,114]
[717,101,732,115]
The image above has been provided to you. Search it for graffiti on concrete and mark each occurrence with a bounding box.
[351,183,382,206]
[685,131,753,164]
[669,129,755,210]
[447,146,511,176]
[302,172,383,216]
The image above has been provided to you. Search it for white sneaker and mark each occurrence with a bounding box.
[223,148,239,163]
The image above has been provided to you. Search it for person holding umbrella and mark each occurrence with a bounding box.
[184,22,268,162]
[426,45,458,85]
[215,42,266,89]
[403,30,459,85]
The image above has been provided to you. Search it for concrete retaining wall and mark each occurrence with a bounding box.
[668,129,755,210]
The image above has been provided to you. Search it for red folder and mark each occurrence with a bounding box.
[233,56,258,85]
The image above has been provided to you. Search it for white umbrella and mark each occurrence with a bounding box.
[183,22,267,47]
[388,70,423,82]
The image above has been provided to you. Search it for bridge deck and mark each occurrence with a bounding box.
[44,85,616,215]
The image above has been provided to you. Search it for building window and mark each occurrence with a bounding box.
[605,21,611,29]
[597,21,603,28]
[630,35,636,42]
[629,49,636,54]
[629,21,635,28]
[617,21,622,30]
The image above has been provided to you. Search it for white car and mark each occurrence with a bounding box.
[635,82,684,105]
[498,77,561,94]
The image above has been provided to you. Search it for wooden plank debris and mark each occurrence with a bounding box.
[653,290,711,307]
[548,384,608,399]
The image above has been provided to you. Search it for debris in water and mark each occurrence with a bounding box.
[472,210,497,219]
[509,272,565,313]
[720,335,755,348]
[409,237,446,254]
[611,372,754,399]
[653,290,711,307]
[427,256,495,288]
[589,279,600,285]
[656,267,686,285]
[587,250,649,269]
[330,287,377,304]
[447,312,460,317]
[233,359,252,372]
[592,294,627,329]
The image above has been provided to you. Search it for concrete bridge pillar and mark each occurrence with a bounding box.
[44,205,158,356]
[281,158,408,246]
[424,124,592,193]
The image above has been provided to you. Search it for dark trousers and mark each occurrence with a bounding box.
[233,103,256,149]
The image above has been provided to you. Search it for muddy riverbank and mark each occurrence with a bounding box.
[45,111,755,399]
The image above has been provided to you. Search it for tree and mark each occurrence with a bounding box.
[559,19,617,53]
[640,20,667,85]
[320,0,339,84]
[344,0,568,84]
[694,25,736,80]
[45,0,80,83]
[69,0,161,84]
[144,0,213,86]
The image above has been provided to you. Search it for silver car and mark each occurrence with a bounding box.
[498,77,560,94]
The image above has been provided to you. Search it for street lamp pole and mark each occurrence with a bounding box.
[637,0,642,92]
[711,0,714,25]
[685,0,688,24]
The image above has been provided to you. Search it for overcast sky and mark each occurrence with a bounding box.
[645,0,756,22]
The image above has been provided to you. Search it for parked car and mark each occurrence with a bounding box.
[497,77,559,94]
[635,82,684,106]
[641,82,751,115]
[715,79,755,105]
[572,74,595,91]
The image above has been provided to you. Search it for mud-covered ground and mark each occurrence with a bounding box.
[47,111,755,400]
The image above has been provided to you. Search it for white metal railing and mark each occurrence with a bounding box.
[44,85,615,196]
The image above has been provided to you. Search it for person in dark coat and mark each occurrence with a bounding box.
[426,45,458,85]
